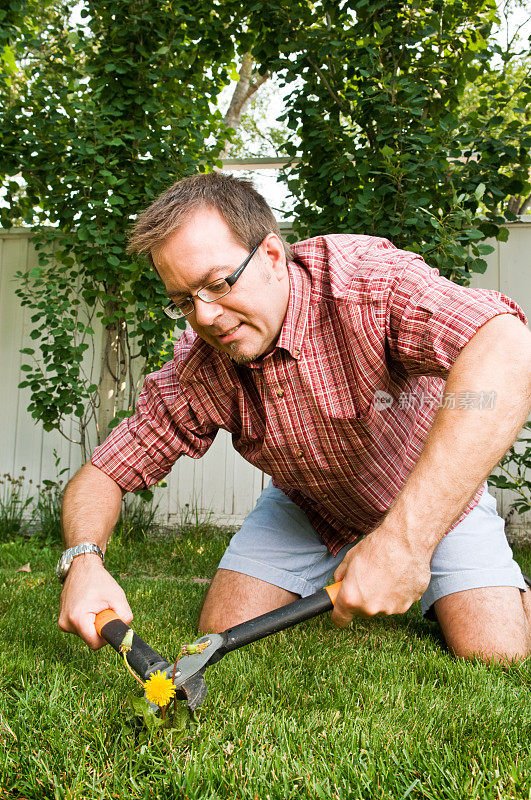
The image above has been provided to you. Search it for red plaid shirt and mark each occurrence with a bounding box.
[92,235,527,555]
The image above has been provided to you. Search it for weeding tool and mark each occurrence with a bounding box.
[95,581,342,713]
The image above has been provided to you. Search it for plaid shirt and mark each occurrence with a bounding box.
[92,235,527,555]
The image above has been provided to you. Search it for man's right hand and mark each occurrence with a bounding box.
[58,553,133,650]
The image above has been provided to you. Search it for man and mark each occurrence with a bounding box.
[58,172,531,663]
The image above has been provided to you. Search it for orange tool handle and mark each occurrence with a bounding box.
[95,584,342,644]
[324,581,342,605]
[95,609,121,637]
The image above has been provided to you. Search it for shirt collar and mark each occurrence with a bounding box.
[273,259,311,360]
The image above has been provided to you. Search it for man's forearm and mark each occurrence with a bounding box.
[382,314,531,555]
[61,462,124,552]
[59,462,132,649]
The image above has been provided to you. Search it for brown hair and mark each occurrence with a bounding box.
[127,172,292,262]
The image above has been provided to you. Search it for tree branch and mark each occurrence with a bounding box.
[306,55,349,115]
[223,53,270,131]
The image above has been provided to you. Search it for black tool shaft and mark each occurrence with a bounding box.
[99,618,170,681]
[220,588,333,654]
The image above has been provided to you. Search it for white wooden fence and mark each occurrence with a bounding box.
[1,221,530,532]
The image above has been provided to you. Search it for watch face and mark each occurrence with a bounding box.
[56,553,70,580]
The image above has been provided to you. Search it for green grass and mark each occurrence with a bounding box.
[0,530,530,800]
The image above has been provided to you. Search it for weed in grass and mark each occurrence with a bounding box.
[0,470,33,541]
[113,494,160,543]
[179,498,214,531]
[32,480,65,545]
[31,451,69,545]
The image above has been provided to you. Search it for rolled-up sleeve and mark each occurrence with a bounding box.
[386,258,528,377]
[91,357,218,492]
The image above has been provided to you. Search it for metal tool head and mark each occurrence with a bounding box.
[159,633,225,713]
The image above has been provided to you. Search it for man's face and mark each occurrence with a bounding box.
[152,207,290,365]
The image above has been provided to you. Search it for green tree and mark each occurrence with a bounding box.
[461,0,531,216]
[0,0,238,459]
[249,0,531,283]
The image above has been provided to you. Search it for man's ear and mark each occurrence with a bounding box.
[263,233,287,280]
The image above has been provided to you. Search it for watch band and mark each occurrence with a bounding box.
[56,542,105,582]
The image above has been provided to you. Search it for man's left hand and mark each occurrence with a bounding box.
[331,528,432,627]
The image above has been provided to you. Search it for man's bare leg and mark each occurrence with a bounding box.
[199,568,299,632]
[434,585,530,663]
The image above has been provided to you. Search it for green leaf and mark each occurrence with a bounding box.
[497,228,509,243]
[120,629,134,652]
[474,183,486,201]
[168,700,190,732]
[476,243,494,255]
[127,694,164,731]
[466,229,484,240]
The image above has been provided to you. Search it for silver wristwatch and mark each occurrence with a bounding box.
[56,543,105,582]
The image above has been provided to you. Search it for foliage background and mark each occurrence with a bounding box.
[1,0,238,457]
[247,0,531,283]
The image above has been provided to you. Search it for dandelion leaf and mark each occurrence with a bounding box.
[127,693,164,732]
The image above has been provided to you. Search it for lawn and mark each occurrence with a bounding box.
[0,526,530,800]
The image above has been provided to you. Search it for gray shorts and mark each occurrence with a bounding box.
[218,481,527,618]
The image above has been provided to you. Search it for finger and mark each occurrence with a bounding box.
[112,596,133,627]
[333,551,354,583]
[58,612,107,650]
[330,608,353,628]
[334,562,348,582]
[84,626,108,651]
[330,584,359,628]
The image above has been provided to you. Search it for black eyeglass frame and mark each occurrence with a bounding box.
[163,236,266,320]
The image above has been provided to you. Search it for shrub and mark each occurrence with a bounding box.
[0,470,33,541]
[489,422,531,517]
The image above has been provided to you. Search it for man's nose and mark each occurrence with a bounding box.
[193,296,223,327]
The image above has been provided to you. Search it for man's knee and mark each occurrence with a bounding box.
[198,568,299,633]
[434,586,529,665]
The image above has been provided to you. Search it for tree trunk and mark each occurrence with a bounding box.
[97,301,128,445]
[507,193,531,216]
[221,53,270,156]
[517,194,531,215]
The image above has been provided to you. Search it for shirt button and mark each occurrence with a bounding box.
[293,348,300,357]
[276,388,285,398]
[295,449,303,458]
[322,492,328,500]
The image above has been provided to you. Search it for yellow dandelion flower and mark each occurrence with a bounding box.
[143,670,176,708]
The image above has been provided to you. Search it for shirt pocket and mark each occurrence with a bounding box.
[303,302,389,421]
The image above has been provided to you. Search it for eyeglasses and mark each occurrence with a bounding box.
[163,237,266,320]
